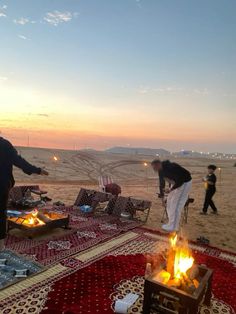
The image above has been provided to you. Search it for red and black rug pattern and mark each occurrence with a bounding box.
[5,206,141,266]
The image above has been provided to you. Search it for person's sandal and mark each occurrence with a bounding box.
[197,236,210,245]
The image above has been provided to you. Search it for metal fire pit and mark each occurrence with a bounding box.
[8,212,70,238]
[143,265,213,314]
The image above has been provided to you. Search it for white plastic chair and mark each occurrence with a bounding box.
[98,175,113,192]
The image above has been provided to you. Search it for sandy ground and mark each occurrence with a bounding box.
[14,147,236,252]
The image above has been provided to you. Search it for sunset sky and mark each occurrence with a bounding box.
[0,0,235,153]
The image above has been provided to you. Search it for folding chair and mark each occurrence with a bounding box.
[8,185,49,208]
[74,188,114,213]
[112,196,152,223]
[98,175,113,192]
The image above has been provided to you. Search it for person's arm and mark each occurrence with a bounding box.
[171,179,184,190]
[9,143,42,175]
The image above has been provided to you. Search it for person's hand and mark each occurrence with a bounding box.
[40,169,49,176]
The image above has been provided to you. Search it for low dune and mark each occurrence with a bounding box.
[14,147,236,252]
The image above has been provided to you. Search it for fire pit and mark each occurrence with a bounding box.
[143,234,213,314]
[8,209,70,238]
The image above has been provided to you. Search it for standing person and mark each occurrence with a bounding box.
[201,165,218,215]
[0,137,49,250]
[151,159,192,232]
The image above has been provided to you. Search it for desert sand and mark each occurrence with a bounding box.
[14,147,236,252]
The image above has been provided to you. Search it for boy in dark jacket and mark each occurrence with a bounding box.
[0,137,49,250]
[201,165,218,215]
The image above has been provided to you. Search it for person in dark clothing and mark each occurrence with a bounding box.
[0,137,49,249]
[151,159,192,232]
[158,170,165,198]
[201,165,218,215]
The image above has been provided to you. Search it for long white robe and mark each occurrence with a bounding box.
[164,180,192,231]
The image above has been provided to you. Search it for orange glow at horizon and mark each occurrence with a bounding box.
[0,81,235,152]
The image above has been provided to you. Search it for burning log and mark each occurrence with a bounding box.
[145,253,166,273]
[167,278,181,288]
[153,270,170,285]
[37,211,52,223]
[167,234,177,277]
[193,279,199,289]
[147,234,198,293]
[186,264,199,281]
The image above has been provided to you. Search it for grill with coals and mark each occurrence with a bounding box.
[8,209,69,238]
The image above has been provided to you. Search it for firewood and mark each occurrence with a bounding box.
[193,279,199,289]
[187,265,199,280]
[37,212,51,223]
[166,248,175,278]
[182,282,196,294]
[153,269,171,284]
[167,278,181,288]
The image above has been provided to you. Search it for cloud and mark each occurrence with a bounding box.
[14,17,36,25]
[138,86,183,94]
[18,34,29,40]
[0,76,8,82]
[44,11,73,26]
[193,88,210,95]
[37,113,49,117]
[153,87,183,93]
[14,17,30,25]
[0,4,7,17]
[138,85,210,96]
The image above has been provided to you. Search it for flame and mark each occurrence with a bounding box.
[170,233,177,247]
[53,156,58,161]
[151,234,195,287]
[23,209,45,227]
[174,247,194,279]
[170,234,194,280]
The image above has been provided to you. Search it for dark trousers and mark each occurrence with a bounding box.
[0,189,9,240]
[203,189,217,213]
[159,176,165,197]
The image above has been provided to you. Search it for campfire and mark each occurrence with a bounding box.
[22,209,45,227]
[143,234,213,313]
[8,209,70,237]
[146,234,199,294]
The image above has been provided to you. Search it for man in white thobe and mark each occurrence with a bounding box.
[151,159,192,232]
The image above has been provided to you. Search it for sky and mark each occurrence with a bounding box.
[0,0,236,153]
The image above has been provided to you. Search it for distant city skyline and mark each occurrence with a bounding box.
[0,0,236,153]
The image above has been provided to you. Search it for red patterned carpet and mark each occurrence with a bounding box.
[5,206,140,265]
[1,228,235,314]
